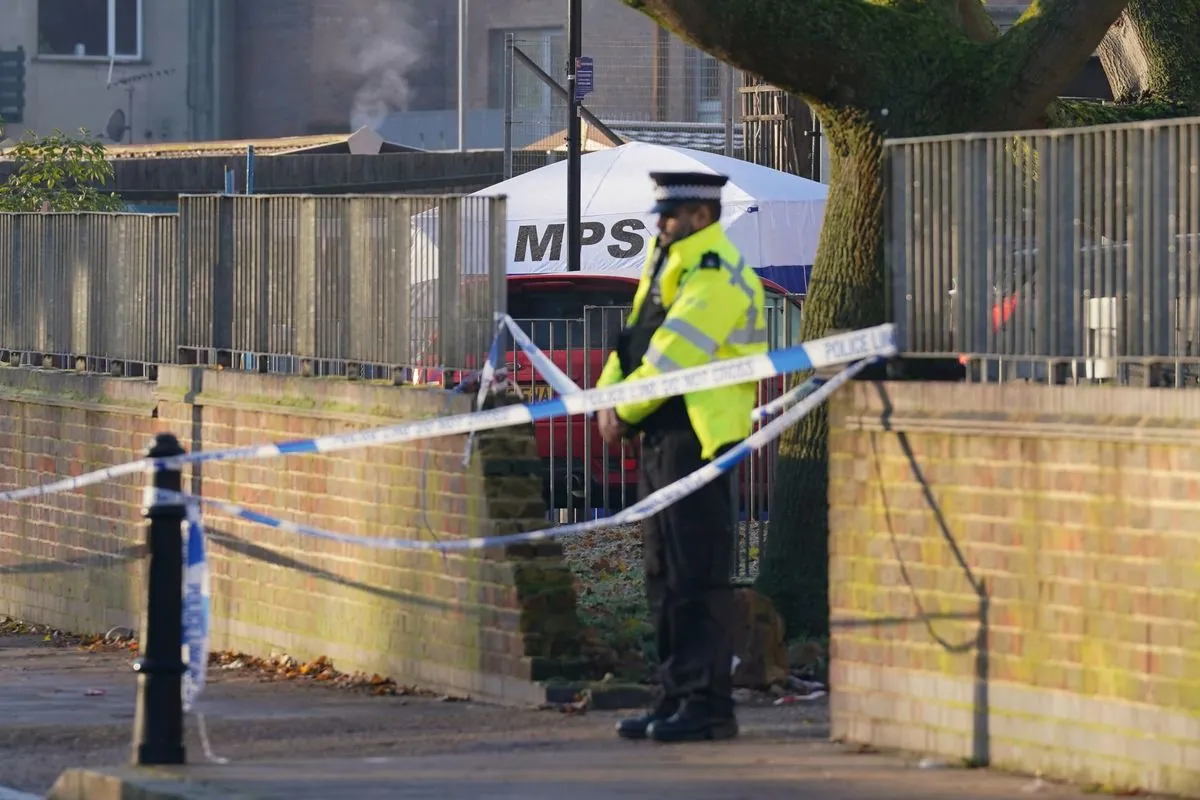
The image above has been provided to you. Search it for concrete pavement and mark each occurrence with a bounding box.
[50,744,1102,800]
[0,631,1128,799]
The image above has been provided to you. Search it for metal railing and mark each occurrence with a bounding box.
[0,194,507,378]
[886,116,1200,383]
[508,295,803,579]
[0,212,177,372]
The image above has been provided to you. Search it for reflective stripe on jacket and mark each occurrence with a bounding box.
[596,221,768,459]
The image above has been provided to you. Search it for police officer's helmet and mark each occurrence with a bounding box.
[649,171,729,215]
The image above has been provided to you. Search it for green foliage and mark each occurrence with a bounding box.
[1006,135,1041,188]
[1052,96,1196,127]
[563,529,656,681]
[0,124,123,212]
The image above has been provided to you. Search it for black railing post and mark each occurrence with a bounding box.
[566,0,582,272]
[131,432,187,765]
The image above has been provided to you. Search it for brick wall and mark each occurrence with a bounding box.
[0,366,585,705]
[827,381,1200,797]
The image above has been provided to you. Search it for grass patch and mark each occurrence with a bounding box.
[562,524,655,682]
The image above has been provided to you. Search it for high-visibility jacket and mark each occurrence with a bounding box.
[597,221,769,459]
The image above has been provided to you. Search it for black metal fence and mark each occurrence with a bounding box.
[508,295,803,580]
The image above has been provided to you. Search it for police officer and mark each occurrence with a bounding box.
[596,171,768,743]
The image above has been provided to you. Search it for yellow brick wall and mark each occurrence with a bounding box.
[828,381,1200,797]
[0,366,584,705]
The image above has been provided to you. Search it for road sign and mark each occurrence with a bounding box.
[574,56,594,102]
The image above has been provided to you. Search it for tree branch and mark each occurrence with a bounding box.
[985,0,1131,129]
[620,0,954,108]
[955,0,999,43]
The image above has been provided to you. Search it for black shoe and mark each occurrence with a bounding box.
[616,701,679,740]
[646,702,738,743]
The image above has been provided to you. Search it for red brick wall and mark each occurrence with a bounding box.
[0,366,584,704]
[0,371,158,632]
[827,381,1200,797]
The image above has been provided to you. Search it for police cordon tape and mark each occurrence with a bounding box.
[496,312,825,423]
[752,375,825,423]
[182,501,210,714]
[179,500,231,763]
[471,313,817,467]
[168,346,863,749]
[460,317,509,467]
[0,323,896,505]
[155,356,874,552]
[498,314,581,397]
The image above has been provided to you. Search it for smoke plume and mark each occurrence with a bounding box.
[343,2,424,132]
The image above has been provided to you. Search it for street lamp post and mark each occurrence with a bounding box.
[458,0,468,152]
[566,0,582,271]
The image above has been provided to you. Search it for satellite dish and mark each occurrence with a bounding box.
[105,108,129,143]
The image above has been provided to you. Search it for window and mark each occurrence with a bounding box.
[508,286,635,350]
[488,27,566,110]
[760,291,804,350]
[38,0,142,60]
[695,52,722,123]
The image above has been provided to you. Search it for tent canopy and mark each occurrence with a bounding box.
[474,142,826,293]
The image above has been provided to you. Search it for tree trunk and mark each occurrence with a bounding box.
[1100,0,1200,110]
[755,114,886,638]
[616,0,1143,641]
[757,0,1200,638]
[1055,0,1200,124]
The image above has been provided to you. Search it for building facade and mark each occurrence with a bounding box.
[0,0,196,144]
[0,0,729,149]
[0,0,1111,150]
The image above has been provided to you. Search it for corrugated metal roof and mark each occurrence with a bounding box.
[524,123,623,151]
[1,126,422,160]
[525,121,744,155]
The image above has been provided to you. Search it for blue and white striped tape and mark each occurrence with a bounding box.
[153,357,873,551]
[0,323,895,504]
[0,459,148,504]
[752,375,825,423]
[499,314,582,398]
[182,501,210,713]
[460,317,509,467]
[166,323,891,470]
[499,311,823,423]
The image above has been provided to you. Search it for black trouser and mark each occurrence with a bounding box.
[640,426,736,717]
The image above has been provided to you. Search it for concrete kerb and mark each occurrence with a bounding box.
[49,767,258,800]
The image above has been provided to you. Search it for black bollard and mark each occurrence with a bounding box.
[131,432,187,765]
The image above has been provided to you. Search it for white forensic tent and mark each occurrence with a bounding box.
[408,197,500,372]
[473,142,828,294]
